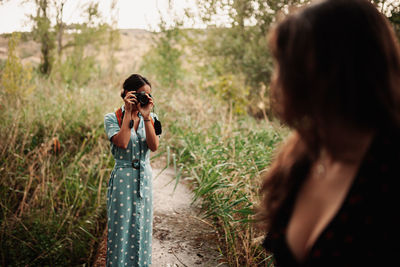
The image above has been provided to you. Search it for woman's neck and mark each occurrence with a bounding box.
[319,125,375,163]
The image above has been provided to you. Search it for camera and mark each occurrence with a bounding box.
[132,91,150,106]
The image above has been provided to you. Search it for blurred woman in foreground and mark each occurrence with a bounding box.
[258,0,400,266]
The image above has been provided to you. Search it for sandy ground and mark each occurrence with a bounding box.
[93,167,228,267]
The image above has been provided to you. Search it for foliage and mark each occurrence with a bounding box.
[168,117,283,266]
[140,18,184,88]
[7,0,400,266]
[27,0,117,81]
[195,0,309,115]
[0,33,34,103]
[0,4,120,264]
[212,73,250,115]
[386,2,400,39]
[153,69,287,265]
[0,75,117,266]
[31,0,55,75]
[54,3,111,86]
[195,0,400,117]
[56,29,103,87]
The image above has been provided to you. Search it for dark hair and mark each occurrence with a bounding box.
[121,74,151,98]
[258,0,400,230]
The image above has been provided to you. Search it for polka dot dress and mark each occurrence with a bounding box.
[104,105,159,267]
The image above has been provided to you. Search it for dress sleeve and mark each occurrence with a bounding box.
[104,113,120,141]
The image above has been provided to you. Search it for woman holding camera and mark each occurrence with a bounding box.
[258,0,400,266]
[104,74,160,266]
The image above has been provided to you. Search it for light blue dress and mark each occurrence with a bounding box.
[104,105,159,267]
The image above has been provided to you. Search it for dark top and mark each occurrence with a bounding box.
[262,125,399,267]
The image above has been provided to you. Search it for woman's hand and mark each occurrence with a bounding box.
[139,94,158,151]
[137,94,154,119]
[124,91,137,113]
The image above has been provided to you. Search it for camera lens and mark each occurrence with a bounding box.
[136,92,149,106]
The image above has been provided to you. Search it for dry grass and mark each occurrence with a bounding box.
[150,71,287,266]
[0,73,124,265]
[0,27,286,266]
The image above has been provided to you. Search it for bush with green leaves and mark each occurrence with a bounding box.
[0,33,35,102]
[140,19,184,88]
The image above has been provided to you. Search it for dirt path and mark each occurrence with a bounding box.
[93,167,227,267]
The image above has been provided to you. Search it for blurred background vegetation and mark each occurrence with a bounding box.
[0,0,399,266]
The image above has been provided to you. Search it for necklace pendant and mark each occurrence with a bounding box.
[317,163,326,175]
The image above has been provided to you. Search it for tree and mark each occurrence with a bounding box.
[390,9,400,39]
[140,17,184,88]
[196,0,399,117]
[373,0,400,38]
[195,0,309,117]
[1,33,34,105]
[31,0,55,75]
[26,0,115,79]
[57,2,110,85]
[54,0,67,58]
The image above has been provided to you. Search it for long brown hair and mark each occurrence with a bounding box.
[258,0,400,230]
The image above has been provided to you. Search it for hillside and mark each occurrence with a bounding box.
[0,29,154,74]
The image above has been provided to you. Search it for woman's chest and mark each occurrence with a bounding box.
[285,161,360,262]
[112,127,147,159]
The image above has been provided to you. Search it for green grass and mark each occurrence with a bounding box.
[151,76,288,266]
[0,76,286,266]
[0,31,287,266]
[0,75,118,266]
[163,116,284,266]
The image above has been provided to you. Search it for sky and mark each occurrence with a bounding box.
[0,0,205,34]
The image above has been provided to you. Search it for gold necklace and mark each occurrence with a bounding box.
[316,163,326,176]
[314,149,329,178]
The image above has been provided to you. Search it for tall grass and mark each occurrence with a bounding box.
[0,27,287,266]
[152,75,288,266]
[138,24,289,265]
[0,73,120,265]
[171,120,281,265]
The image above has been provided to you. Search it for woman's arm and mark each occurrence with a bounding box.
[110,111,132,149]
[138,95,159,152]
[110,91,136,149]
[143,116,159,152]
